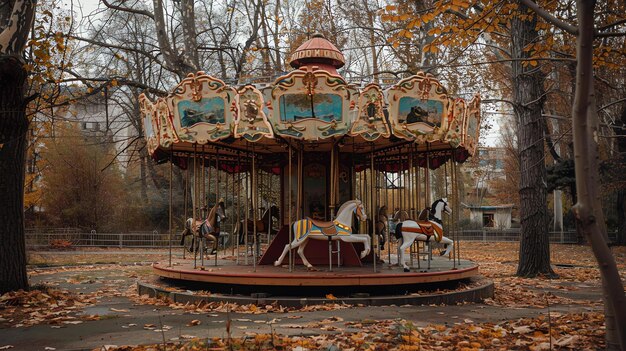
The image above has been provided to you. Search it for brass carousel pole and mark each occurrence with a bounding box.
[410,147,420,270]
[193,145,197,269]
[288,144,293,272]
[328,144,335,271]
[267,170,272,244]
[416,150,421,218]
[183,155,190,259]
[449,155,456,267]
[244,151,249,265]
[391,154,396,266]
[215,147,219,267]
[454,156,461,266]
[370,143,376,273]
[252,144,258,272]
[229,158,234,257]
[425,152,431,269]
[297,147,303,220]
[236,152,241,264]
[168,146,173,267]
[201,145,206,268]
[329,145,335,220]
[207,149,212,264]
[408,147,413,221]
[384,152,391,268]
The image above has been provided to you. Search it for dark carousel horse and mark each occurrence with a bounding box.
[235,205,281,245]
[375,205,389,250]
[180,199,226,256]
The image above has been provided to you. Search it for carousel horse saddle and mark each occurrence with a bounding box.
[417,222,435,236]
[309,218,338,236]
[404,221,435,237]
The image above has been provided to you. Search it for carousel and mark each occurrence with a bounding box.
[139,34,483,298]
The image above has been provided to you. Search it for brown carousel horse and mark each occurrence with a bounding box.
[374,205,388,250]
[180,199,227,255]
[352,206,388,250]
[235,205,280,245]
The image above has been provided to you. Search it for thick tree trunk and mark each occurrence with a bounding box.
[615,108,626,246]
[572,1,626,349]
[511,3,555,278]
[618,190,626,245]
[0,56,29,294]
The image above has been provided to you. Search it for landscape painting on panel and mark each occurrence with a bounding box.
[398,97,443,127]
[178,97,226,127]
[279,93,342,122]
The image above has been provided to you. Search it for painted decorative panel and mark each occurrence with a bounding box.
[349,84,390,141]
[463,94,481,156]
[234,85,274,142]
[386,72,451,144]
[268,68,358,140]
[444,97,466,148]
[155,98,179,148]
[167,72,237,143]
[138,94,159,154]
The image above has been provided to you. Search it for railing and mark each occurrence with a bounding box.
[25,228,230,249]
[25,228,618,249]
[450,228,618,244]
[25,230,176,248]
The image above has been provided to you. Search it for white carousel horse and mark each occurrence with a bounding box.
[274,200,370,269]
[394,198,453,272]
[180,199,227,256]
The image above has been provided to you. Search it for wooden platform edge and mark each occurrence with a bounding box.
[137,277,494,307]
[152,262,479,287]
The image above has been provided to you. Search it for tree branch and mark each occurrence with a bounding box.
[519,0,578,35]
[599,98,626,112]
[597,18,626,31]
[101,0,154,20]
[70,35,164,64]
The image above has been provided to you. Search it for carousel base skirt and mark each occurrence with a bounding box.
[151,256,483,298]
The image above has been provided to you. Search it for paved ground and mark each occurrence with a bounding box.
[0,251,604,351]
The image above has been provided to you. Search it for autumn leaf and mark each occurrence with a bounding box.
[186,319,201,326]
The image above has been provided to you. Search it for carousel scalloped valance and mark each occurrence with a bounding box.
[140,69,481,157]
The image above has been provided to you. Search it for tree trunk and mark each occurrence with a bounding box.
[0,55,29,294]
[614,107,626,246]
[618,189,626,245]
[572,1,626,349]
[511,3,555,278]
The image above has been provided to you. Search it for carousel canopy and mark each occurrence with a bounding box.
[139,34,481,167]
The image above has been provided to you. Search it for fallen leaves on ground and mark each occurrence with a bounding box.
[96,312,605,351]
[0,288,98,328]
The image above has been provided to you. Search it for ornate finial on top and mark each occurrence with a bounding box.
[289,33,345,72]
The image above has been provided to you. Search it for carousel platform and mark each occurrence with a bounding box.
[151,255,482,298]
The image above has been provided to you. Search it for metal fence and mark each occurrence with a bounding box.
[25,229,174,248]
[452,228,618,244]
[25,227,618,249]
